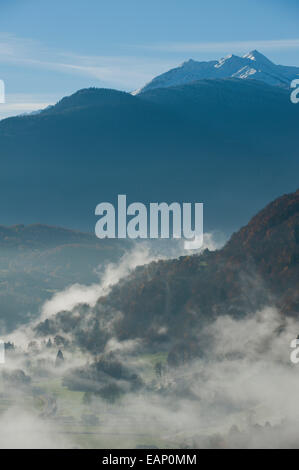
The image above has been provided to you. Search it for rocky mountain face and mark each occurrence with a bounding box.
[136,50,299,94]
[35,189,299,362]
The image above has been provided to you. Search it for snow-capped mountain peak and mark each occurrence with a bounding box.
[243,49,273,64]
[134,50,299,94]
[215,54,238,68]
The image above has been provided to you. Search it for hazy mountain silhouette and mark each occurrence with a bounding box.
[0,224,128,330]
[0,80,298,234]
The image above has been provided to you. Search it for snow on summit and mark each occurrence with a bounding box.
[135,50,299,94]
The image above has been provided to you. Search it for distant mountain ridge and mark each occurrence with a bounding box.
[0,223,99,249]
[0,79,298,234]
[135,50,299,94]
[0,224,128,330]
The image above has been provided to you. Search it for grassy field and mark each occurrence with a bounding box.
[0,352,179,448]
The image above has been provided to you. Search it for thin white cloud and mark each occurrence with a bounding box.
[0,33,174,90]
[43,58,165,89]
[0,92,56,120]
[0,33,38,58]
[0,102,50,120]
[135,38,299,54]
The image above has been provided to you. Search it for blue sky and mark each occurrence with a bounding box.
[0,0,299,118]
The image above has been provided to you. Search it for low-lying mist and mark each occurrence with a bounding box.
[1,235,298,449]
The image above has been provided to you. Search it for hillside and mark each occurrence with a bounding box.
[35,189,299,363]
